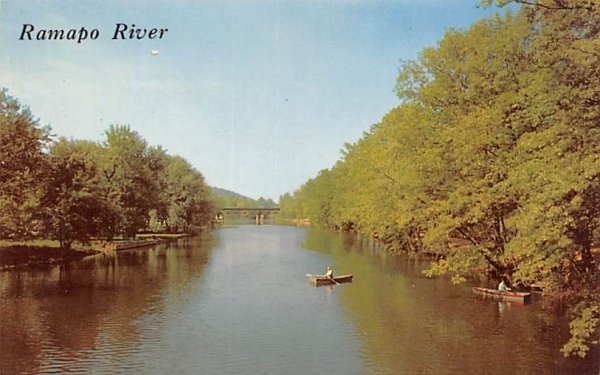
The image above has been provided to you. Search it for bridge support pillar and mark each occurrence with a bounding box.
[255,213,264,225]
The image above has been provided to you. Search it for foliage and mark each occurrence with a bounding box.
[155,154,212,232]
[211,187,277,210]
[40,139,114,249]
[280,3,600,357]
[560,303,600,358]
[99,125,158,237]
[0,89,51,238]
[1,90,215,246]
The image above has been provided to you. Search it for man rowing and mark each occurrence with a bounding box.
[325,266,334,279]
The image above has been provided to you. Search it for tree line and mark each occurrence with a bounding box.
[280,1,599,357]
[0,89,214,250]
[211,187,277,210]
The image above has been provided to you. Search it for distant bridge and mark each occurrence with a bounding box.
[215,207,280,224]
[219,207,280,213]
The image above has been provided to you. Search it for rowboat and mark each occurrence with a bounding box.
[472,287,531,304]
[306,274,353,286]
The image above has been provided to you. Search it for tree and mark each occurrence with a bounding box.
[0,89,51,239]
[40,139,115,250]
[283,3,600,357]
[100,125,159,238]
[160,154,212,232]
[407,5,599,356]
[396,11,535,283]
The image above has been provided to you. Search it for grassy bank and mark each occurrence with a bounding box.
[0,240,97,271]
[0,233,196,270]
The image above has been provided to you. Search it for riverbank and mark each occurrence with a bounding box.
[0,244,98,271]
[0,233,195,270]
[95,233,194,252]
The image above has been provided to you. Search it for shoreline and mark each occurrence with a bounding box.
[0,245,98,271]
[0,233,194,271]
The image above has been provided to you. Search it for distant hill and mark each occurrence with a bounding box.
[210,187,251,200]
[210,187,277,208]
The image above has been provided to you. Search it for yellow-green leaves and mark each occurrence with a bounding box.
[282,3,600,357]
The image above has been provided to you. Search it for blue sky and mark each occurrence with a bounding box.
[0,0,501,200]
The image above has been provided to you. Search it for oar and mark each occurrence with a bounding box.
[306,273,340,285]
[327,275,340,285]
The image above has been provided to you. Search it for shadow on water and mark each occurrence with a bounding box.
[0,235,216,374]
[301,227,600,375]
[0,226,598,374]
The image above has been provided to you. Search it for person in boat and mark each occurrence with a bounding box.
[325,266,334,279]
[498,279,509,292]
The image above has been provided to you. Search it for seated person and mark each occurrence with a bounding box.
[498,280,509,292]
[325,266,334,279]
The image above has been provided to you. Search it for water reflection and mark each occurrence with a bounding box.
[302,228,600,375]
[0,227,598,374]
[497,301,510,318]
[0,236,215,374]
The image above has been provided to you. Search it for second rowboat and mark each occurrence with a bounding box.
[472,287,531,304]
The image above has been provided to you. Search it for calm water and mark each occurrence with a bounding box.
[0,225,598,374]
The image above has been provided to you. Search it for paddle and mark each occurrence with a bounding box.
[306,273,340,285]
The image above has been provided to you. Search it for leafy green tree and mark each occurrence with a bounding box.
[283,3,600,357]
[100,125,159,238]
[505,1,600,357]
[40,139,115,250]
[278,193,296,219]
[256,197,277,209]
[0,89,51,239]
[161,154,212,232]
[212,190,276,211]
[145,146,170,232]
[395,11,535,283]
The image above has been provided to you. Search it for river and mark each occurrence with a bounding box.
[0,225,598,374]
